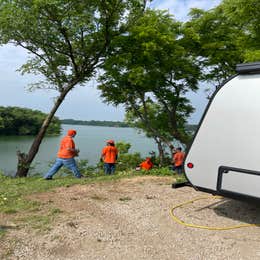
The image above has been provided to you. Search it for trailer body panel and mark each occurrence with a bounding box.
[184,72,260,199]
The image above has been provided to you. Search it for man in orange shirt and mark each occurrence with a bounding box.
[172,147,185,175]
[101,140,118,175]
[139,157,153,170]
[44,129,82,179]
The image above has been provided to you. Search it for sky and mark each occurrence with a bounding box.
[0,0,222,124]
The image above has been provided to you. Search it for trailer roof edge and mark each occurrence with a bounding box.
[236,62,260,74]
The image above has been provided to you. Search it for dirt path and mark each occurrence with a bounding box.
[1,176,260,260]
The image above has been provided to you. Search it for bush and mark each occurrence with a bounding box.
[138,167,174,176]
[117,152,142,171]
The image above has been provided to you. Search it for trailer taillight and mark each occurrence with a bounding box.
[187,162,194,169]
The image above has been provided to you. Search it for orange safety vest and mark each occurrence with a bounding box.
[102,146,118,163]
[57,136,75,158]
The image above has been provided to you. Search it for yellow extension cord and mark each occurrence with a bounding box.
[170,195,260,230]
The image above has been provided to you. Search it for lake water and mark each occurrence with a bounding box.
[0,124,157,176]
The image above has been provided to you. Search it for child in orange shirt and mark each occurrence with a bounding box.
[172,147,185,175]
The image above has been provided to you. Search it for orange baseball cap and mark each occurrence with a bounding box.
[67,129,77,136]
[106,139,115,144]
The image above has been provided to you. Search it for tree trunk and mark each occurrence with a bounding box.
[15,83,76,177]
[156,139,165,166]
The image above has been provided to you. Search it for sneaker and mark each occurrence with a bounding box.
[78,175,86,179]
[44,177,53,180]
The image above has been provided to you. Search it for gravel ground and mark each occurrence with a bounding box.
[1,176,260,260]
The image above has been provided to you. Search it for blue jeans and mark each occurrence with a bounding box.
[104,163,116,175]
[174,165,183,175]
[44,158,81,179]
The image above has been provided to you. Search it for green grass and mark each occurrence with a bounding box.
[0,168,184,214]
[17,207,62,232]
[175,174,188,184]
[0,168,187,242]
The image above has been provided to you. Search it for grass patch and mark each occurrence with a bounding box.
[175,174,188,183]
[17,207,62,232]
[0,168,177,214]
[18,215,52,231]
[0,168,180,237]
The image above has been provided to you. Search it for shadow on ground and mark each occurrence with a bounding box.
[0,225,17,231]
[212,198,260,224]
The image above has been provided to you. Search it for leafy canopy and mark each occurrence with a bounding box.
[98,10,200,146]
[0,0,146,90]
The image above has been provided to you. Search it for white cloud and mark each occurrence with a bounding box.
[150,0,222,21]
[0,44,124,121]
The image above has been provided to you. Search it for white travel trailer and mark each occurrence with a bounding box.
[184,62,260,201]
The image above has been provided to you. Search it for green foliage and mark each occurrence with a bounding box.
[0,106,61,136]
[116,141,131,154]
[138,167,174,176]
[221,0,260,62]
[117,152,142,171]
[98,9,200,153]
[184,0,260,87]
[185,7,244,84]
[115,141,144,171]
[0,0,147,90]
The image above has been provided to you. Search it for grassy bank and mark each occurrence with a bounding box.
[0,168,187,238]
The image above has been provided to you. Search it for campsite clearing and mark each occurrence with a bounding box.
[1,176,260,259]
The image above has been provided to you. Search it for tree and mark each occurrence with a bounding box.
[0,106,60,136]
[221,0,260,61]
[0,0,147,177]
[98,10,200,163]
[125,102,174,165]
[184,6,245,88]
[183,1,260,97]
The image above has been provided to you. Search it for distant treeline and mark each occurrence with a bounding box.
[0,106,61,136]
[61,118,198,131]
[61,119,129,128]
